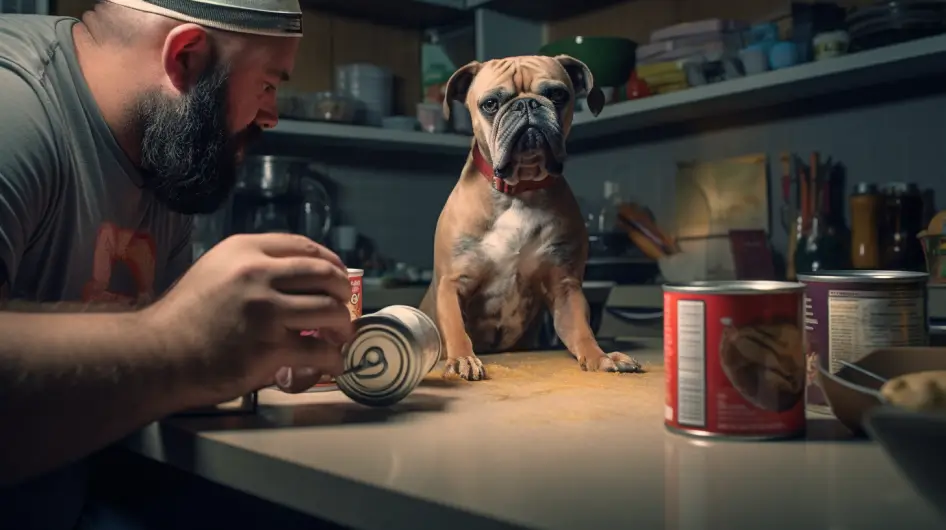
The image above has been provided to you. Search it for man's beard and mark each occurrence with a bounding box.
[132,58,261,215]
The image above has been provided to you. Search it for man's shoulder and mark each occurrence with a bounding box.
[0,15,74,81]
[0,65,58,152]
[0,15,71,146]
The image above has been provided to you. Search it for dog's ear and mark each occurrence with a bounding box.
[554,55,604,117]
[443,61,481,120]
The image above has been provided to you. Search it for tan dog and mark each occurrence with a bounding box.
[419,55,643,380]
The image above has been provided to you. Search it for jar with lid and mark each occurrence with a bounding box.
[849,183,882,269]
[880,182,926,271]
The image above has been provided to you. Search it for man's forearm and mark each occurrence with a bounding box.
[0,308,221,486]
[0,298,142,313]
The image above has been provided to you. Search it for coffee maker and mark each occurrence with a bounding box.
[229,156,333,240]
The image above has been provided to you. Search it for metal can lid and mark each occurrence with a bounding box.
[797,270,928,283]
[335,315,419,407]
[663,280,805,294]
[852,182,878,195]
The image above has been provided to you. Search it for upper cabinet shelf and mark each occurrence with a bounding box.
[300,0,470,29]
[267,35,946,155]
[300,0,624,28]
[264,120,473,155]
[566,34,946,148]
[466,0,628,22]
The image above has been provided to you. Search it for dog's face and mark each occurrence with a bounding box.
[443,55,604,185]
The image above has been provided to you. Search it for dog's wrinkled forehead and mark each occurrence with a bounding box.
[469,56,573,99]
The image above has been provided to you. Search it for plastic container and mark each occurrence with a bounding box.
[451,100,473,134]
[296,91,358,123]
[416,102,447,133]
[335,63,393,126]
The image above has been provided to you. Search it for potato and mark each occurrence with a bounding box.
[880,371,946,413]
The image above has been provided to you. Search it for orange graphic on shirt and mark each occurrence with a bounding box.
[82,222,157,306]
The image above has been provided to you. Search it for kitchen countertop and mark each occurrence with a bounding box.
[126,338,943,530]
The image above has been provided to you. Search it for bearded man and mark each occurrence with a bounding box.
[0,1,354,528]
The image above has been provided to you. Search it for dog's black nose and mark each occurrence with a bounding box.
[512,98,541,112]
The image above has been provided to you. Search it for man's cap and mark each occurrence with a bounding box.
[103,0,303,37]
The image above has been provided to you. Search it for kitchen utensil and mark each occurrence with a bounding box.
[818,347,946,435]
[863,406,946,522]
[538,36,638,87]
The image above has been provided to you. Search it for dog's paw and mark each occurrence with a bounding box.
[579,351,644,373]
[444,355,488,381]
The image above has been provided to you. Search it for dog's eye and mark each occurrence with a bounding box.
[547,89,569,105]
[480,98,499,114]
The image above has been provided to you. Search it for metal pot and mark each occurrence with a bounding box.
[237,155,308,197]
[237,156,335,242]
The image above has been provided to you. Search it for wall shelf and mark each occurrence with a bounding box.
[301,0,626,28]
[300,0,469,28]
[266,36,946,155]
[568,34,946,145]
[466,0,628,22]
[265,120,473,154]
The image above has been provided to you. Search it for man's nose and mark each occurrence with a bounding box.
[255,105,279,130]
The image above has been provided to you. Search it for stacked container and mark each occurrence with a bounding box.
[335,63,394,126]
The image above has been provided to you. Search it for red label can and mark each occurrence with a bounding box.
[304,268,365,392]
[663,281,807,439]
[347,268,364,320]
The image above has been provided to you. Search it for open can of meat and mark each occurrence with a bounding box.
[663,281,807,440]
[336,305,442,407]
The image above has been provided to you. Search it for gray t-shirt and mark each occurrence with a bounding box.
[0,15,193,529]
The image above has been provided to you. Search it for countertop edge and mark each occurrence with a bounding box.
[124,422,528,530]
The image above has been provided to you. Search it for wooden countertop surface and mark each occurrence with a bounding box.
[126,338,942,530]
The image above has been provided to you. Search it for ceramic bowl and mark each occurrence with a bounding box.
[864,406,946,522]
[818,347,946,434]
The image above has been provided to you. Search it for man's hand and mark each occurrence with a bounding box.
[141,233,355,400]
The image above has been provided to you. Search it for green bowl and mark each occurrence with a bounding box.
[539,36,638,88]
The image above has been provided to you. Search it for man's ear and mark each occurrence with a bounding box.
[554,54,604,117]
[162,23,214,92]
[443,61,481,120]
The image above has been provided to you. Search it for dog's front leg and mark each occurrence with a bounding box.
[545,270,643,373]
[437,276,488,380]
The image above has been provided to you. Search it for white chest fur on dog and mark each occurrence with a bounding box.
[463,196,560,350]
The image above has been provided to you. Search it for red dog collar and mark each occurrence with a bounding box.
[472,145,556,195]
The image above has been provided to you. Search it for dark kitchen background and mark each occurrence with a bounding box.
[31,0,946,337]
